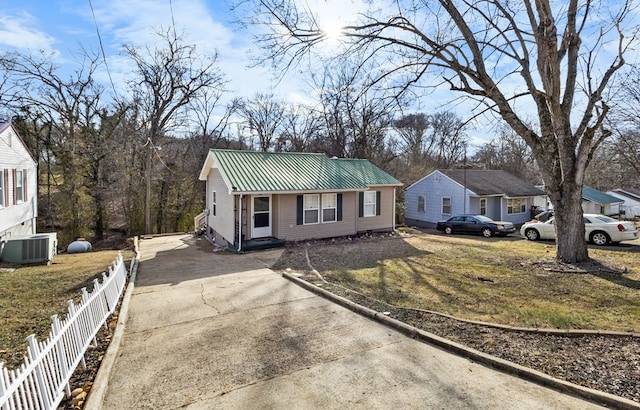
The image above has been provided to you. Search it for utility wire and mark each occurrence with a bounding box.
[88,0,118,95]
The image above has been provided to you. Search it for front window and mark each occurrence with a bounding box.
[363,191,376,217]
[479,198,487,216]
[15,170,24,203]
[507,198,526,214]
[442,197,451,214]
[417,195,425,212]
[322,193,337,223]
[304,194,319,224]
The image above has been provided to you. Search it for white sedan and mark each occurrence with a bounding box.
[520,214,639,246]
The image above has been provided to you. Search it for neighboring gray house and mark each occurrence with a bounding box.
[198,149,402,251]
[0,122,38,239]
[606,188,640,219]
[534,185,624,216]
[405,169,544,227]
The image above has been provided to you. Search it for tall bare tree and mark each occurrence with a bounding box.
[124,27,226,234]
[237,93,285,151]
[245,0,638,263]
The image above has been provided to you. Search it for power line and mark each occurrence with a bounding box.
[169,0,178,39]
[88,0,118,96]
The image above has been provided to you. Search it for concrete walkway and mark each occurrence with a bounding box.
[98,234,605,409]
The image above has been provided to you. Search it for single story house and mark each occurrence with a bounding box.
[606,188,640,219]
[0,121,38,240]
[405,169,544,227]
[198,149,402,251]
[534,185,624,216]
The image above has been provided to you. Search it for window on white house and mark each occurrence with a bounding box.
[322,193,337,222]
[212,191,217,216]
[480,198,487,216]
[15,170,24,203]
[417,195,425,212]
[442,197,451,214]
[0,170,4,207]
[304,194,319,224]
[363,191,376,217]
[507,198,526,214]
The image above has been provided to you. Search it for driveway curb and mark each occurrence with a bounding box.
[283,272,640,410]
[84,256,139,409]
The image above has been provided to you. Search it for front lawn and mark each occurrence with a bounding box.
[0,250,134,369]
[274,229,640,332]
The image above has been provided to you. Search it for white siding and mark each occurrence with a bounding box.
[405,171,467,225]
[206,167,235,244]
[0,125,37,238]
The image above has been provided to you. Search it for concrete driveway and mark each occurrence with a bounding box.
[98,234,604,409]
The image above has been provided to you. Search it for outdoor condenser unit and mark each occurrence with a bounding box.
[0,233,57,264]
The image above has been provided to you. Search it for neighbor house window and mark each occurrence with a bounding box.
[304,194,319,224]
[417,195,425,213]
[212,191,217,216]
[442,197,451,214]
[0,170,4,207]
[322,193,337,223]
[363,191,376,217]
[480,198,487,216]
[15,170,24,203]
[507,198,526,214]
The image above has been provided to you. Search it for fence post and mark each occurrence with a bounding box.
[51,315,71,398]
[67,301,87,371]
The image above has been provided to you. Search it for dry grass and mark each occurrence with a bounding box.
[0,250,134,369]
[275,228,640,332]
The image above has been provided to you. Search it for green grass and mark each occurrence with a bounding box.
[278,230,640,332]
[0,250,134,369]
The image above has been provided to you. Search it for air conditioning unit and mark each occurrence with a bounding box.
[0,233,57,264]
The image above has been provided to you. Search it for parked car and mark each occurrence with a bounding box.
[436,215,516,237]
[520,214,639,245]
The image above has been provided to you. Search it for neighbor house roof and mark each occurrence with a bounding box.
[199,149,402,194]
[440,169,544,197]
[611,188,640,201]
[582,185,623,205]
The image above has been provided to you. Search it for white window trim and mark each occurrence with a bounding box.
[303,194,320,225]
[480,198,487,216]
[507,198,526,215]
[0,170,4,208]
[442,197,451,215]
[321,193,337,223]
[15,170,24,204]
[363,191,376,217]
[212,190,217,216]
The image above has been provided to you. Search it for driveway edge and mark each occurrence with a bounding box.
[84,252,140,409]
[282,272,640,410]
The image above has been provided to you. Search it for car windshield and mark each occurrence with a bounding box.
[474,215,492,222]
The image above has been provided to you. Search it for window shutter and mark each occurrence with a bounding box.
[358,192,364,217]
[296,195,303,225]
[376,191,381,216]
[3,169,8,206]
[337,193,343,221]
[23,168,27,201]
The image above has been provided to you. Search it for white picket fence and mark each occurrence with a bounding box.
[0,252,129,410]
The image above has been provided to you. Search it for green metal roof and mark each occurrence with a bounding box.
[208,149,401,193]
[582,185,623,205]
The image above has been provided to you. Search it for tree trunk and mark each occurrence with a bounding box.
[547,182,588,263]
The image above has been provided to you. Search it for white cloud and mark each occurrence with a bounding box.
[0,11,58,53]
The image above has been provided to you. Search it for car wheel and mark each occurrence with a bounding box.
[481,227,493,238]
[590,231,610,246]
[444,226,453,235]
[524,228,540,241]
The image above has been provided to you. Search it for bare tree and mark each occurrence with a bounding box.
[237,93,285,151]
[275,104,323,152]
[245,0,638,263]
[124,27,226,234]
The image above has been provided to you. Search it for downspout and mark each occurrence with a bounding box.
[238,194,243,252]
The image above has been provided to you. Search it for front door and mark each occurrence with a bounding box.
[252,195,272,238]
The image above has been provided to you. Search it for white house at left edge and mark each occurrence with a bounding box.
[0,122,38,239]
